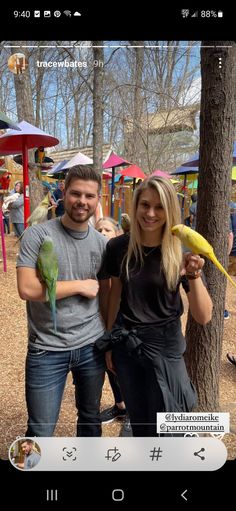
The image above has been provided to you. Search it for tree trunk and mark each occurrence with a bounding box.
[93,43,104,173]
[128,43,144,164]
[12,44,44,212]
[185,42,236,410]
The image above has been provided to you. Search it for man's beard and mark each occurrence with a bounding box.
[65,205,95,224]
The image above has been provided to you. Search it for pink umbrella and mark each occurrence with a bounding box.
[151,169,172,179]
[0,121,59,226]
[102,152,130,217]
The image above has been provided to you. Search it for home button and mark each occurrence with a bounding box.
[112,489,125,502]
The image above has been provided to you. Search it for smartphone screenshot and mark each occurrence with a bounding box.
[0,5,235,506]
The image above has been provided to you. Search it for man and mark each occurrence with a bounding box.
[17,165,110,437]
[50,180,65,217]
[189,193,197,230]
[17,440,41,469]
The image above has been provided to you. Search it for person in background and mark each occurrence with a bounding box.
[89,199,103,228]
[3,209,10,234]
[95,217,131,435]
[8,181,24,238]
[228,201,236,275]
[224,219,234,320]
[50,180,65,217]
[189,193,197,230]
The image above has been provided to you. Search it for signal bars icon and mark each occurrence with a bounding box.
[191,11,198,17]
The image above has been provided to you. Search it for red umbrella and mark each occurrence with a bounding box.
[0,121,59,226]
[119,164,146,179]
[119,164,146,192]
[102,152,130,217]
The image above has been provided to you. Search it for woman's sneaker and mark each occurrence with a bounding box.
[100,405,127,424]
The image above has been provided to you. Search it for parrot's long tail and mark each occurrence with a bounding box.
[209,253,236,290]
[50,300,57,334]
[48,285,57,334]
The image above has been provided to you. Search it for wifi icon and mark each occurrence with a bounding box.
[63,10,71,17]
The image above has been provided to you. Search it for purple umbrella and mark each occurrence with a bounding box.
[170,166,198,217]
[182,142,236,167]
[0,121,59,226]
[47,160,70,177]
[102,152,130,217]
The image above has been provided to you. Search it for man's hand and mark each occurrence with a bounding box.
[78,279,99,299]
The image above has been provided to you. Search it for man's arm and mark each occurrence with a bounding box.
[17,267,99,301]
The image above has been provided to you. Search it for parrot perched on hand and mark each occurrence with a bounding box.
[37,236,59,333]
[171,224,236,290]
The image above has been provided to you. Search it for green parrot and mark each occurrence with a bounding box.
[37,236,59,333]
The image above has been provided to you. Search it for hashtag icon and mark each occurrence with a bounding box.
[149,447,163,461]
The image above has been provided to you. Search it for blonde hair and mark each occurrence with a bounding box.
[126,176,182,290]
[95,216,120,233]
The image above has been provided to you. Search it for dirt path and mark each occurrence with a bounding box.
[0,235,235,459]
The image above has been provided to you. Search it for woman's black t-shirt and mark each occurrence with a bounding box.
[105,234,190,328]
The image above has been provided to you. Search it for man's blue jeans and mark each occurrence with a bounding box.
[25,343,105,437]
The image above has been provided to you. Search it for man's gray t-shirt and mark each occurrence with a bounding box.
[24,450,41,469]
[17,218,109,351]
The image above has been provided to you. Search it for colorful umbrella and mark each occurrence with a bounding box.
[61,151,93,170]
[151,169,172,179]
[182,142,236,167]
[0,120,59,226]
[47,160,70,177]
[119,164,146,180]
[102,152,130,217]
[0,110,21,131]
[119,164,146,191]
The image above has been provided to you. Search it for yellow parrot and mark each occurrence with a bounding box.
[171,224,236,290]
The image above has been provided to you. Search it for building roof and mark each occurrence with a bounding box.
[124,104,199,135]
[49,143,112,164]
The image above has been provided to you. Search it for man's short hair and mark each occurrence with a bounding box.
[65,165,101,192]
[20,439,33,446]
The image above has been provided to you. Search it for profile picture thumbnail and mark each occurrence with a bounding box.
[8,53,28,75]
[9,438,41,470]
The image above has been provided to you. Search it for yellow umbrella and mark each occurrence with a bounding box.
[231,167,236,180]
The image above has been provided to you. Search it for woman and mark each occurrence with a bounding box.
[103,176,212,437]
[8,181,24,238]
[95,217,129,427]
